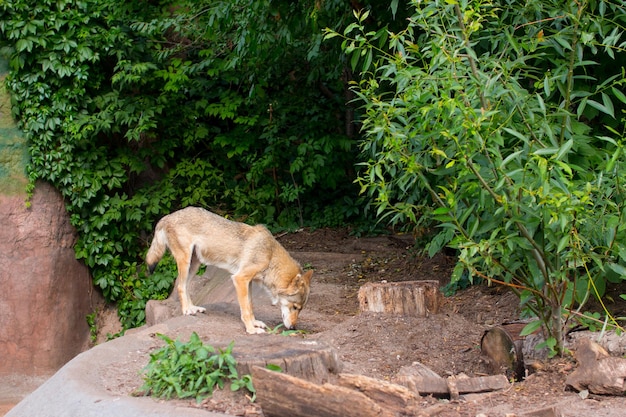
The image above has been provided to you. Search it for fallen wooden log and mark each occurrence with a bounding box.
[397,372,510,398]
[337,373,420,415]
[252,366,395,417]
[395,361,510,398]
[566,338,626,395]
[358,280,441,316]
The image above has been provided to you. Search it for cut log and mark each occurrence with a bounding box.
[397,373,510,397]
[480,326,525,381]
[481,321,548,381]
[565,338,626,395]
[231,337,341,384]
[337,373,420,415]
[252,366,395,417]
[396,361,443,381]
[358,280,441,316]
[521,405,564,417]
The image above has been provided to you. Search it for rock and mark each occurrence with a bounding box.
[565,338,626,395]
[0,182,95,376]
[145,266,272,327]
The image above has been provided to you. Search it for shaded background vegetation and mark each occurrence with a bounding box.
[0,0,404,329]
[1,0,626,347]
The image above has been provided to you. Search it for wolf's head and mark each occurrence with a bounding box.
[275,269,313,330]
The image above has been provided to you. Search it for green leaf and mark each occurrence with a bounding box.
[607,263,626,277]
[520,320,543,337]
[586,99,614,118]
[555,139,573,161]
[265,364,283,372]
[611,87,626,105]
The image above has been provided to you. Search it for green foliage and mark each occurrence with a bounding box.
[85,312,97,344]
[139,332,254,403]
[266,323,308,336]
[0,0,392,329]
[331,0,626,353]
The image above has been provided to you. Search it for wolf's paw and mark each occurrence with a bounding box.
[246,327,266,334]
[183,305,206,315]
[245,320,267,334]
[254,319,267,329]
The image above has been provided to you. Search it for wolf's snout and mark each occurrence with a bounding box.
[282,316,297,330]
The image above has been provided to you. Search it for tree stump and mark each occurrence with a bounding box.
[481,326,525,381]
[481,321,547,381]
[229,337,341,384]
[358,280,440,316]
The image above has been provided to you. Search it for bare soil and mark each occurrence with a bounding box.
[99,228,626,416]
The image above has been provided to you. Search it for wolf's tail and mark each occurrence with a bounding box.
[146,227,168,274]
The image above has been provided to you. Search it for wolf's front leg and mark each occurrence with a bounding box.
[232,272,266,334]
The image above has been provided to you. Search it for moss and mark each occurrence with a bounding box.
[0,76,29,196]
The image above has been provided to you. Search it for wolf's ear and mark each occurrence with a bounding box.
[301,269,313,285]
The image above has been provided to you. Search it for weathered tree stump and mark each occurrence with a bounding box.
[481,321,547,381]
[230,337,341,384]
[358,280,441,316]
[481,325,525,381]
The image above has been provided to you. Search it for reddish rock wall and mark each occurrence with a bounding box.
[0,182,94,375]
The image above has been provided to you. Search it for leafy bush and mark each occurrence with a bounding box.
[0,0,386,329]
[329,0,626,353]
[139,332,254,403]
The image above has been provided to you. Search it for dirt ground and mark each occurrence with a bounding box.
[96,228,626,417]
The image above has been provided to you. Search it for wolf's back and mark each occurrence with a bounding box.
[146,226,168,274]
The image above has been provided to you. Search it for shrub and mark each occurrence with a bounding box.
[329,0,626,353]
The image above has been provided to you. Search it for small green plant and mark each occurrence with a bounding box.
[85,312,98,344]
[265,363,283,372]
[266,324,308,336]
[139,332,255,403]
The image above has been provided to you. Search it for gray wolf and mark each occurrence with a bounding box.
[146,207,313,334]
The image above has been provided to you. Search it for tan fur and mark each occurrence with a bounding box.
[146,207,313,334]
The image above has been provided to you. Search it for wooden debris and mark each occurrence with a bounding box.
[566,338,626,395]
[397,372,509,398]
[481,326,525,381]
[358,280,441,316]
[396,361,442,382]
[252,366,394,417]
[520,405,564,417]
[233,338,341,384]
[252,359,510,416]
[337,373,420,415]
[395,361,510,398]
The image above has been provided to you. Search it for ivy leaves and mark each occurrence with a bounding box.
[0,0,368,329]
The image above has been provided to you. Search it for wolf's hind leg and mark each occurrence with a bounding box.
[176,249,206,315]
